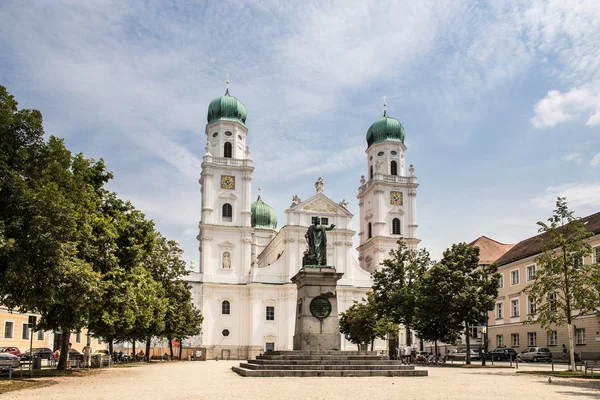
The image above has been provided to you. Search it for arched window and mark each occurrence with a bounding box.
[392,218,401,235]
[222,203,232,222]
[369,165,373,179]
[224,142,232,158]
[391,161,398,176]
[368,223,372,239]
[222,300,230,315]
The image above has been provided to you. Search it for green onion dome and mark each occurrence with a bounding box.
[207,89,247,125]
[366,111,406,147]
[251,195,277,230]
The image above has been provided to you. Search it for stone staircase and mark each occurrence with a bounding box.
[232,351,428,377]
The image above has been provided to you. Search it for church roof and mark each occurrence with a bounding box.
[251,195,277,230]
[494,211,600,266]
[468,236,514,265]
[366,111,406,147]
[207,89,247,126]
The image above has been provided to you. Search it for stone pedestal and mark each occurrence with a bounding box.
[291,266,344,351]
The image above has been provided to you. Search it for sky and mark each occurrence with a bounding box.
[1,0,599,264]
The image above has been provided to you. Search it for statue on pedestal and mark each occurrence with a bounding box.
[304,217,335,266]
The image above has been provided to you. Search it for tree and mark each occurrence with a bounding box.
[371,240,432,346]
[162,280,203,360]
[413,263,463,360]
[525,197,599,370]
[436,243,499,364]
[339,294,396,351]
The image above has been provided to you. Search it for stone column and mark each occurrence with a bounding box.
[291,267,344,351]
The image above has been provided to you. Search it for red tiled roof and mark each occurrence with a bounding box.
[495,211,600,266]
[468,236,514,265]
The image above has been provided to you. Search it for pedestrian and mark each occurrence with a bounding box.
[82,343,92,368]
[53,348,61,367]
[562,344,567,360]
[66,342,72,369]
[403,344,413,364]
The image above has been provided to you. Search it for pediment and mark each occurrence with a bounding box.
[218,191,238,200]
[290,193,353,216]
[218,241,236,249]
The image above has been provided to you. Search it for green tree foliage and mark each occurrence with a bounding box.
[339,294,396,351]
[371,240,432,346]
[163,280,203,359]
[435,243,499,364]
[525,197,598,370]
[413,263,463,357]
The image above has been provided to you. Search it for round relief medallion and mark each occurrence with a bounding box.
[309,296,332,319]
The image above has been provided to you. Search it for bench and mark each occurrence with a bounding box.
[583,360,600,377]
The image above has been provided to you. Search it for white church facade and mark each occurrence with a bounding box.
[185,85,419,359]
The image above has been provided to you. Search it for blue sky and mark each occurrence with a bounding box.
[1,0,599,263]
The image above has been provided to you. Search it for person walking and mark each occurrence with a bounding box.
[562,344,567,360]
[82,343,92,368]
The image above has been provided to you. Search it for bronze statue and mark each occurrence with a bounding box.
[304,217,335,266]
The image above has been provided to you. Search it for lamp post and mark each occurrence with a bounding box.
[481,325,487,366]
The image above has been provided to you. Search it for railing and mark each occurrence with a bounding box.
[359,174,415,192]
[203,155,253,167]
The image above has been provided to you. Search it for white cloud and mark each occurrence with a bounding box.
[530,88,599,128]
[562,152,581,162]
[530,183,600,209]
[591,154,600,167]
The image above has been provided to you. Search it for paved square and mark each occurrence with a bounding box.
[6,361,600,399]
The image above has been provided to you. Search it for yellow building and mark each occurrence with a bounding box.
[488,212,600,356]
[1,306,103,353]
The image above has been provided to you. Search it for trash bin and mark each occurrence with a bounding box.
[32,357,42,370]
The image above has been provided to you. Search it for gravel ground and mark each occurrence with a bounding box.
[4,361,600,400]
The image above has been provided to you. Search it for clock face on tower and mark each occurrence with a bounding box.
[221,175,235,190]
[390,191,403,206]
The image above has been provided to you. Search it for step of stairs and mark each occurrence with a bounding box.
[232,366,428,377]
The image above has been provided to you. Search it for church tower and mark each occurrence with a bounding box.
[198,80,254,282]
[356,99,419,272]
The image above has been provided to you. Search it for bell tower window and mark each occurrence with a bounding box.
[392,218,401,235]
[368,223,372,239]
[369,165,373,179]
[391,161,398,176]
[224,142,232,158]
[222,203,233,222]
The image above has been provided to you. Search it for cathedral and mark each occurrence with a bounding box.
[186,84,419,360]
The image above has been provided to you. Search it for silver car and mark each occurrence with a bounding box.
[0,352,20,372]
[518,347,553,362]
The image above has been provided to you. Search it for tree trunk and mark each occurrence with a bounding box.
[567,323,576,371]
[434,341,438,362]
[357,343,360,351]
[370,339,374,351]
[57,331,71,370]
[168,338,174,360]
[405,325,411,346]
[465,323,471,365]
[145,337,151,362]
[132,341,136,360]
[178,338,183,360]
[108,339,114,355]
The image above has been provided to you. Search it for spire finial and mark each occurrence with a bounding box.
[226,73,230,89]
[383,95,387,116]
[258,186,261,196]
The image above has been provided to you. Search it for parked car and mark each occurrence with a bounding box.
[518,347,553,362]
[68,349,83,361]
[92,349,111,363]
[455,349,481,360]
[486,348,518,361]
[20,347,53,360]
[0,352,21,372]
[0,346,21,357]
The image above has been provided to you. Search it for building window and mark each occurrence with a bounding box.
[37,330,44,341]
[511,333,519,348]
[594,247,600,263]
[224,142,232,158]
[548,330,557,346]
[265,342,275,351]
[368,223,372,239]
[390,161,398,176]
[369,165,373,179]
[497,335,504,348]
[528,332,537,347]
[22,323,29,340]
[392,218,401,235]
[511,299,519,317]
[76,332,81,343]
[576,328,585,345]
[510,270,519,285]
[311,217,328,225]
[496,302,503,319]
[547,292,557,312]
[98,338,103,345]
[222,300,231,315]
[266,306,275,321]
[527,297,536,315]
[469,326,479,339]
[222,203,232,222]
[498,273,503,288]
[526,265,536,281]
[4,321,13,339]
[572,254,583,269]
